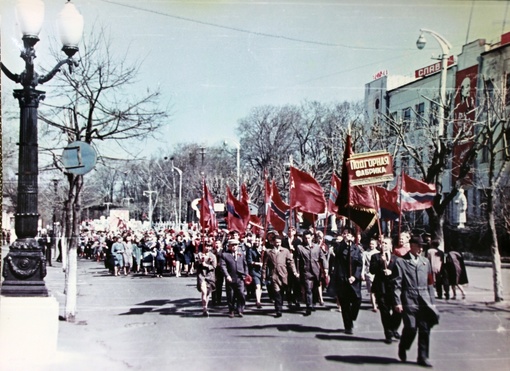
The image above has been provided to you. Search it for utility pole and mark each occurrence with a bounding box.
[143,190,157,229]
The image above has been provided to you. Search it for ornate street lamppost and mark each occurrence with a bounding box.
[1,0,84,296]
[416,29,452,142]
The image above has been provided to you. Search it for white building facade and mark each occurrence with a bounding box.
[364,33,510,229]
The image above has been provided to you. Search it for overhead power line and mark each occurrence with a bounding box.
[102,0,413,51]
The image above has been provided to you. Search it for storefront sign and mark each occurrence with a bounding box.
[373,70,388,80]
[415,55,455,78]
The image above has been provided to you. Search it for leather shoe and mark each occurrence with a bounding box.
[417,358,433,367]
[344,328,353,335]
[398,347,407,362]
[275,312,282,318]
[304,309,312,316]
[228,312,235,318]
[384,337,392,344]
[393,331,401,339]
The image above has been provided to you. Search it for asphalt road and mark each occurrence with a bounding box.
[1,254,510,371]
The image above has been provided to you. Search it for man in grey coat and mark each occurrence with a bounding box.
[392,235,440,368]
[262,235,299,318]
[295,230,329,316]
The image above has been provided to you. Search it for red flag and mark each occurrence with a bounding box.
[400,173,436,211]
[289,166,326,215]
[200,180,217,231]
[375,186,400,220]
[335,135,378,230]
[268,180,289,232]
[328,173,341,214]
[226,185,250,233]
[248,215,263,234]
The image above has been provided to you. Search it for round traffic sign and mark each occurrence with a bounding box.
[62,141,97,175]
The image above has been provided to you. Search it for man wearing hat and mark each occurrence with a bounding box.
[392,235,439,368]
[220,238,249,318]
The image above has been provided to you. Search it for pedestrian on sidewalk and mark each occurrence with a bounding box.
[444,249,468,300]
[426,240,446,299]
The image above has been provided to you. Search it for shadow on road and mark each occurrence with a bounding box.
[118,298,200,317]
[221,323,342,334]
[317,333,383,342]
[325,355,401,365]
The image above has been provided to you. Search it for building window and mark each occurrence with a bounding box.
[415,102,425,127]
[403,108,411,123]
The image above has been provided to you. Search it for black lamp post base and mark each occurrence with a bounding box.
[1,238,49,297]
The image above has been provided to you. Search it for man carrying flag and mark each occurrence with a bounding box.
[335,135,378,231]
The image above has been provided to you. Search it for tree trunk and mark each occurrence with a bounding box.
[427,207,445,251]
[487,190,504,302]
[64,175,83,321]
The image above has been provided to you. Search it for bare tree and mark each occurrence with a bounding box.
[473,78,509,302]
[39,27,170,321]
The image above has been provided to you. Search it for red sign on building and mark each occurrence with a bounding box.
[452,65,478,185]
[415,55,455,78]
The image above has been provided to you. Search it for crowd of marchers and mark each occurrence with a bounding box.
[67,224,468,368]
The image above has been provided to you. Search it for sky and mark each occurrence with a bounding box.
[1,0,510,158]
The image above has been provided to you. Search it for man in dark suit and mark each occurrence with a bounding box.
[295,230,329,316]
[392,236,439,368]
[220,239,249,318]
[370,237,402,344]
[329,227,363,334]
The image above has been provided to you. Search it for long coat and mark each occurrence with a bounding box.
[262,247,298,289]
[328,241,363,298]
[445,251,468,285]
[392,252,439,328]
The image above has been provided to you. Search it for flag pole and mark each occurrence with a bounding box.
[199,176,206,254]
[323,210,329,236]
[263,175,269,245]
[398,170,404,242]
[371,186,383,238]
